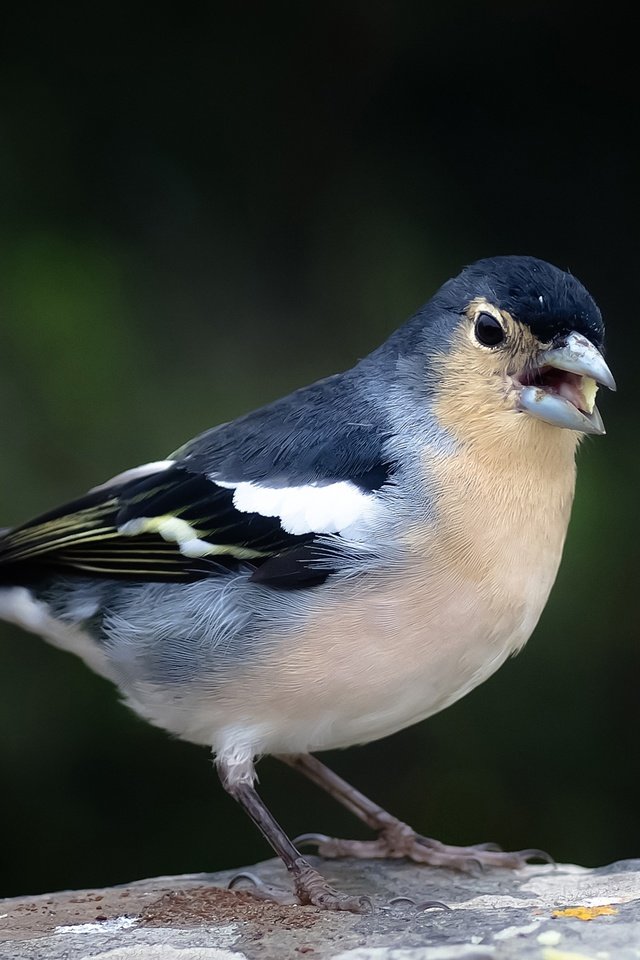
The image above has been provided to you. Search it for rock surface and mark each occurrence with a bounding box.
[1,857,639,959]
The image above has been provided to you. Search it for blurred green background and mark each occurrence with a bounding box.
[0,4,637,899]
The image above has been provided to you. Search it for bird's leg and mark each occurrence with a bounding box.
[278,753,551,872]
[216,758,370,912]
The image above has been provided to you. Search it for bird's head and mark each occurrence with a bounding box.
[394,256,615,452]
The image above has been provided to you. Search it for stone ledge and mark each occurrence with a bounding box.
[1,857,639,959]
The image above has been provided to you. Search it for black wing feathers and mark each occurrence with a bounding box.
[177,372,392,492]
[0,466,324,587]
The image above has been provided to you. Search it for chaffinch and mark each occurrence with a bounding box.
[0,255,615,911]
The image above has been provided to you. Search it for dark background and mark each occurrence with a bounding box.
[0,4,637,898]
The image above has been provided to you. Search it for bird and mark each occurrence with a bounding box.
[0,255,615,912]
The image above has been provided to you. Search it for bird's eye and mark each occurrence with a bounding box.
[474,312,505,347]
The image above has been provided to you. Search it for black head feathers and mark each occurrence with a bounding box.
[442,255,604,348]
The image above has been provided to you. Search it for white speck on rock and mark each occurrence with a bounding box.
[87,946,248,960]
[55,916,137,935]
[493,920,541,940]
[450,893,538,911]
[537,930,563,945]
[332,946,496,959]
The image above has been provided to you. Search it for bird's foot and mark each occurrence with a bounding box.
[228,859,371,913]
[296,821,552,873]
[291,858,372,912]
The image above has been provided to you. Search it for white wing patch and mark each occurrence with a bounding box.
[214,479,376,536]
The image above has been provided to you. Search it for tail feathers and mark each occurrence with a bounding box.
[0,584,113,679]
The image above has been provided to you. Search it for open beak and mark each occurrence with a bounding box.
[516,332,616,435]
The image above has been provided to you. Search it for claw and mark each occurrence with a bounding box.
[293,832,331,849]
[471,841,503,852]
[356,896,374,914]
[388,896,451,912]
[415,900,453,912]
[518,848,555,865]
[227,871,298,904]
[228,871,262,890]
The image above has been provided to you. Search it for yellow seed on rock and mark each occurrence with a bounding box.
[551,904,617,921]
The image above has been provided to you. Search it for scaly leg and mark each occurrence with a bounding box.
[217,757,369,912]
[278,753,551,871]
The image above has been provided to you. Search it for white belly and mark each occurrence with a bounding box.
[123,539,560,761]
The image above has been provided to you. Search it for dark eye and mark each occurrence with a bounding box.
[474,312,505,347]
